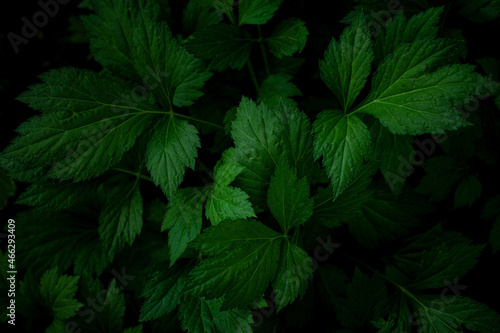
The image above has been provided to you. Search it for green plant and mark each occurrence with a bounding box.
[2,0,500,332]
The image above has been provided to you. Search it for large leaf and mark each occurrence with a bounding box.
[3,68,155,181]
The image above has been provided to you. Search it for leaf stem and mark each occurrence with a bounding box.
[111,168,154,183]
[247,61,260,93]
[258,26,271,77]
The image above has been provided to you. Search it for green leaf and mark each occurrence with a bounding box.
[99,178,143,260]
[39,267,82,332]
[276,99,317,182]
[313,110,371,200]
[369,120,414,195]
[205,156,256,225]
[0,168,15,210]
[312,163,374,228]
[265,18,308,59]
[206,186,256,225]
[186,23,254,72]
[162,187,210,266]
[356,35,496,134]
[229,97,282,209]
[238,0,283,26]
[179,297,220,332]
[267,157,313,233]
[349,189,430,249]
[82,0,141,79]
[257,74,302,107]
[319,13,373,111]
[213,301,254,333]
[416,156,464,201]
[410,295,500,333]
[146,117,201,199]
[185,220,283,309]
[140,262,192,322]
[454,174,482,208]
[4,68,155,181]
[272,240,313,312]
[132,19,212,108]
[407,242,484,290]
[17,180,97,211]
[373,7,443,65]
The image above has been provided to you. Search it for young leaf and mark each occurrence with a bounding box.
[186,23,254,71]
[140,262,192,322]
[132,19,212,108]
[272,240,313,312]
[238,0,283,26]
[161,187,210,266]
[99,178,143,260]
[146,117,201,199]
[267,157,314,233]
[205,156,256,225]
[184,220,283,309]
[4,68,156,181]
[313,110,371,200]
[265,18,308,59]
[319,13,373,112]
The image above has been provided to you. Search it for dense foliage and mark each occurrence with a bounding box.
[1,0,500,332]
